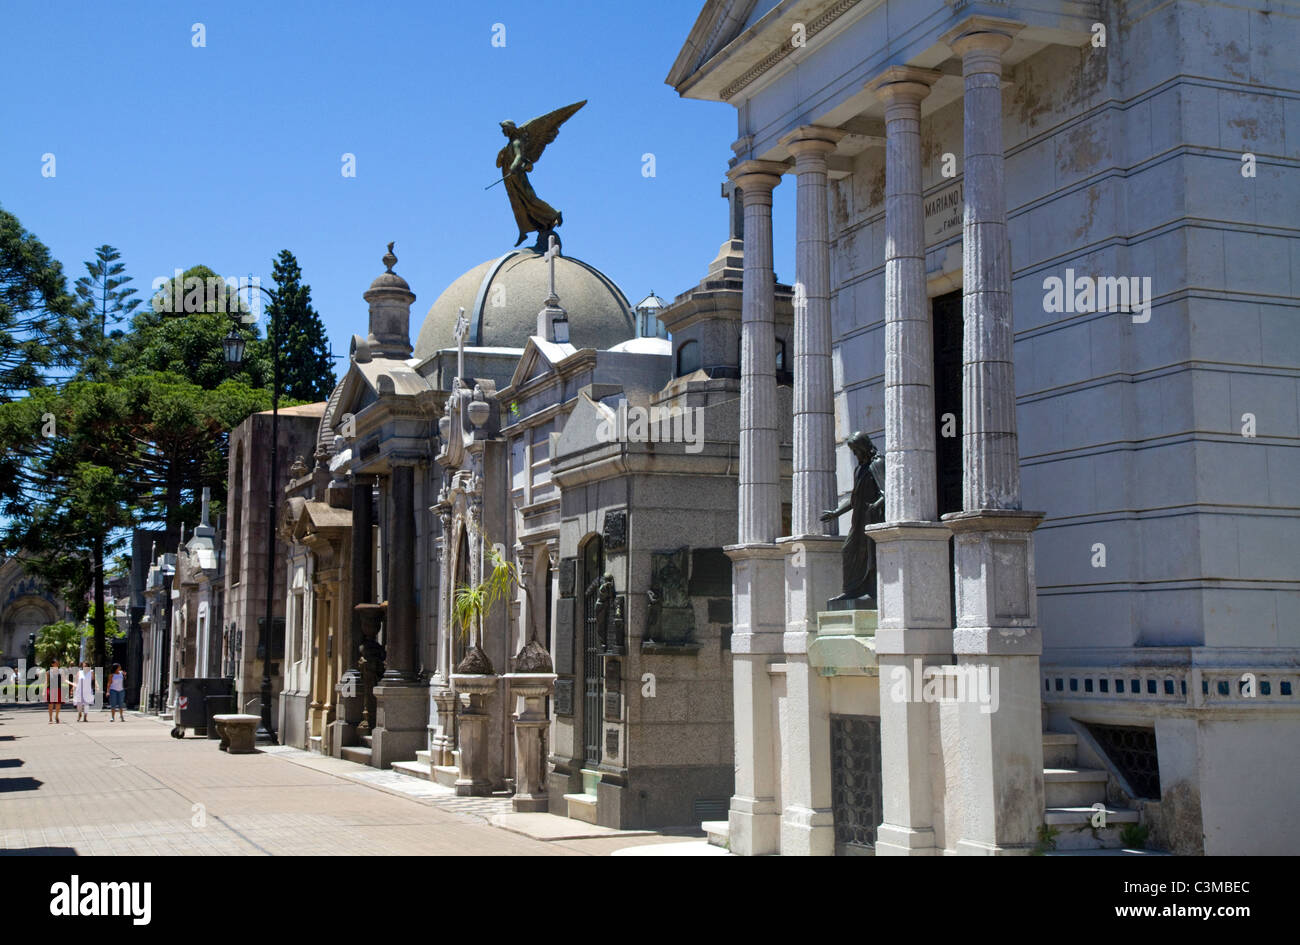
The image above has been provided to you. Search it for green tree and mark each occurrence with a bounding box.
[116,265,270,390]
[35,620,81,667]
[267,250,335,401]
[0,205,82,399]
[73,245,142,381]
[0,373,270,664]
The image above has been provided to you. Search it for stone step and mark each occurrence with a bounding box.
[360,734,373,748]
[391,760,433,782]
[563,793,599,825]
[340,745,373,766]
[1046,804,1142,848]
[1042,731,1078,768]
[415,750,432,765]
[432,765,460,789]
[308,735,323,755]
[1044,767,1109,808]
[702,820,730,849]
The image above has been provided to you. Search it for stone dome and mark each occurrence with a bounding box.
[415,248,635,360]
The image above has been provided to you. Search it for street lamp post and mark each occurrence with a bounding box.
[226,284,280,744]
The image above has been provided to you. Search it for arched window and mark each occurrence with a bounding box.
[676,339,701,376]
[735,337,789,372]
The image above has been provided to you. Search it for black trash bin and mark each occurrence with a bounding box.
[171,677,235,738]
[204,677,236,740]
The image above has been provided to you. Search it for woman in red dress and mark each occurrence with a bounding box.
[46,658,66,724]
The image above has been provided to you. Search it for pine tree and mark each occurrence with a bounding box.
[266,250,335,402]
[0,205,81,400]
[73,245,141,381]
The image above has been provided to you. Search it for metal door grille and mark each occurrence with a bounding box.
[1085,723,1161,799]
[830,715,882,854]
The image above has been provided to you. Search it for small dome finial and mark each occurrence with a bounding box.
[383,242,397,272]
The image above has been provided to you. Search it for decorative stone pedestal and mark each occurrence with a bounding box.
[213,714,260,754]
[808,609,878,677]
[865,521,953,857]
[506,672,557,812]
[451,673,496,796]
[429,682,458,767]
[724,543,786,857]
[371,682,426,770]
[944,509,1045,855]
[778,534,841,856]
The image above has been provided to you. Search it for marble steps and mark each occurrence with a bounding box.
[703,820,730,849]
[1041,729,1142,852]
[391,760,432,781]
[563,793,599,824]
[1044,767,1110,807]
[340,745,372,765]
[340,735,374,766]
[1041,731,1078,768]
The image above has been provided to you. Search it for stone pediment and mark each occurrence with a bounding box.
[506,336,578,394]
[667,0,866,102]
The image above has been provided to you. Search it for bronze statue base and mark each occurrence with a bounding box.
[827,594,876,612]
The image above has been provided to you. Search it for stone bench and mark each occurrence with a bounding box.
[212,714,260,754]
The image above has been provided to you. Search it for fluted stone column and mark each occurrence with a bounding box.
[774,128,848,855]
[952,20,1021,511]
[781,127,844,538]
[725,159,787,856]
[863,65,952,857]
[941,15,1045,856]
[729,160,786,545]
[329,475,372,756]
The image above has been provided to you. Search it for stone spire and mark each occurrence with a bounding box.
[363,241,416,360]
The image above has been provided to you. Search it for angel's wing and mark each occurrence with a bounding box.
[518,100,587,165]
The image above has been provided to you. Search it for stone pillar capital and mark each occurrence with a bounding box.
[940,15,1024,58]
[780,126,845,161]
[865,66,942,105]
[728,160,786,199]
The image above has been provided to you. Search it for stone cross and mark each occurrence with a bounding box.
[454,306,469,385]
[543,234,561,307]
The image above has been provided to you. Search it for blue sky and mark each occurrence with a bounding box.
[1,0,798,365]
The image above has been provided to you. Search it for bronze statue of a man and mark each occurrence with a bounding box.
[820,432,885,604]
[494,100,586,249]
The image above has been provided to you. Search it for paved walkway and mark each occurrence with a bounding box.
[0,705,703,856]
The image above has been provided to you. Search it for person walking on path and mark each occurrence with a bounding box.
[46,659,67,724]
[107,663,126,721]
[73,661,95,722]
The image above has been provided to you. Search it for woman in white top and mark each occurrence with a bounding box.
[73,661,95,722]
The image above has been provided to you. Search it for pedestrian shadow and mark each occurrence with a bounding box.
[0,776,41,793]
[0,847,76,856]
[0,758,22,768]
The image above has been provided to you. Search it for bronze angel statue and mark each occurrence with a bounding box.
[493,100,586,249]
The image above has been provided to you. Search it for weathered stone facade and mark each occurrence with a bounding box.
[669,0,1300,855]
